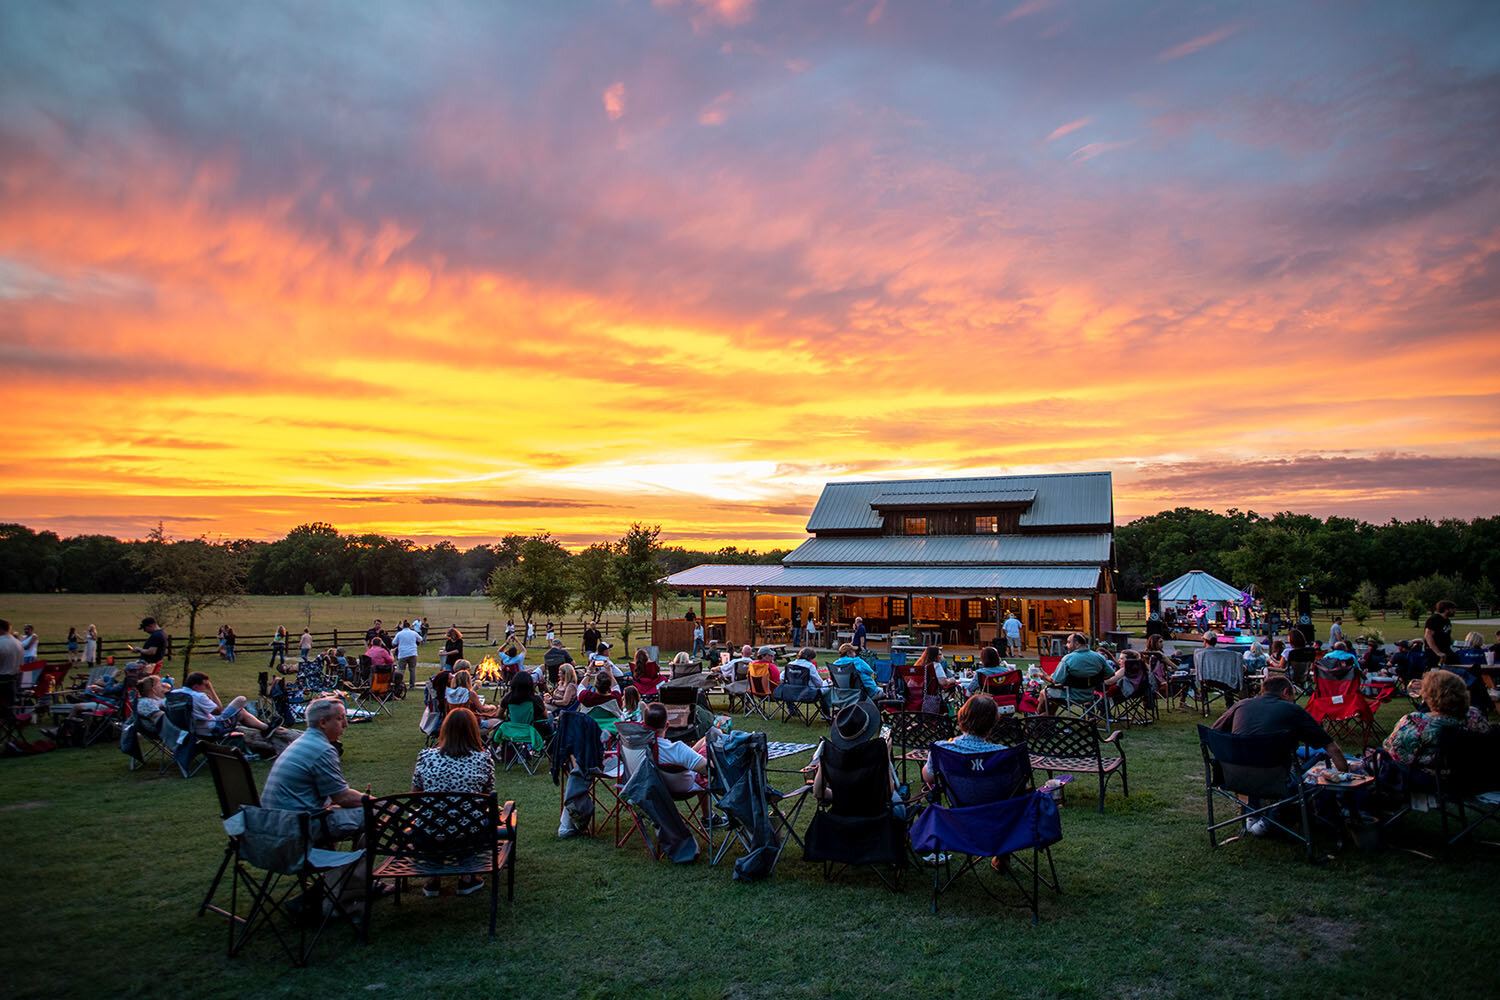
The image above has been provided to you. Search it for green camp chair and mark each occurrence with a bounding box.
[585,705,620,737]
[492,702,546,775]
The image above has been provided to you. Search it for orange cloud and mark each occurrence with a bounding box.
[603,81,626,120]
[1157,25,1242,62]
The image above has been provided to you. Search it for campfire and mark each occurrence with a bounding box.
[474,655,504,687]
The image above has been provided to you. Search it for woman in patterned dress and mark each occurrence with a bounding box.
[411,707,495,896]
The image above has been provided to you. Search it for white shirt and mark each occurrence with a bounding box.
[1003,617,1021,639]
[655,735,705,773]
[526,622,536,638]
[393,628,423,658]
[187,688,221,735]
[787,657,829,688]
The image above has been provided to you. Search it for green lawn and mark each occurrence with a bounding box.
[4,674,1499,999]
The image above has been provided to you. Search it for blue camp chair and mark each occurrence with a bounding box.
[909,742,1062,920]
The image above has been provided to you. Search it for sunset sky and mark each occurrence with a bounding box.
[3,0,1498,549]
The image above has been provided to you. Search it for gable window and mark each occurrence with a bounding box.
[904,516,927,535]
[975,515,998,533]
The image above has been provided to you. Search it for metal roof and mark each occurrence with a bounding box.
[806,472,1113,532]
[783,534,1110,566]
[1158,569,1244,603]
[664,563,1101,595]
[869,489,1037,509]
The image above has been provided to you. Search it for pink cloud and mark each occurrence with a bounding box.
[1067,139,1134,162]
[602,81,626,121]
[1046,116,1092,142]
[1003,0,1059,22]
[1157,24,1242,62]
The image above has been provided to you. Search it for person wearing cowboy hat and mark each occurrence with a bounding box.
[812,701,895,803]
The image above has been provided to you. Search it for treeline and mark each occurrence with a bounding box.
[1116,509,1500,610]
[0,522,788,596]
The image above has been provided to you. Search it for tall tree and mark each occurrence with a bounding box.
[610,523,672,654]
[571,543,620,621]
[485,534,573,625]
[140,538,246,669]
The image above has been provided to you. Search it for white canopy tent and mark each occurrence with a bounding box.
[1158,570,1243,605]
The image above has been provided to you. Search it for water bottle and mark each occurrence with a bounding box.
[162,675,174,689]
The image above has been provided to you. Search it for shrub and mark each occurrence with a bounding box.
[339,582,353,597]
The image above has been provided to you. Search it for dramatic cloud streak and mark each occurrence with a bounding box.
[1,0,1497,547]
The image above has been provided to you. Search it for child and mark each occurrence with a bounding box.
[620,685,642,723]
[135,675,167,717]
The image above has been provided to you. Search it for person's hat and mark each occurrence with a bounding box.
[757,646,775,658]
[829,701,880,750]
[138,617,155,629]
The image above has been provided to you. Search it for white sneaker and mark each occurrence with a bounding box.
[1246,818,1269,837]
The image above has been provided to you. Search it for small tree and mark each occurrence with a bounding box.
[1355,579,1381,610]
[485,534,573,627]
[1348,595,1370,626]
[571,544,620,622]
[609,523,673,656]
[139,538,246,670]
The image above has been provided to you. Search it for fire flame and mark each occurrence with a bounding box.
[474,655,503,685]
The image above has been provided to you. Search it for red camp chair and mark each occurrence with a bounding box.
[1306,675,1384,750]
[633,660,663,700]
[893,660,938,713]
[981,668,1024,712]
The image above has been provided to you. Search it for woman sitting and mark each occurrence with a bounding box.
[499,669,553,740]
[410,707,494,897]
[445,665,500,723]
[1242,641,1268,675]
[631,650,663,699]
[1455,632,1490,668]
[921,694,1001,784]
[1383,669,1490,768]
[1102,649,1155,704]
[1143,634,1177,692]
[546,664,579,717]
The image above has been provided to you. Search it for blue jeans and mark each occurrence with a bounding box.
[269,643,285,668]
[225,643,236,662]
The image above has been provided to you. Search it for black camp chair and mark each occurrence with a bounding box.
[802,737,908,890]
[1198,724,1315,862]
[706,730,811,877]
[1434,725,1500,853]
[773,663,826,727]
[161,689,208,777]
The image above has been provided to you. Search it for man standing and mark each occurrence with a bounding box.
[543,638,575,686]
[1003,611,1022,657]
[1424,600,1457,669]
[126,617,167,676]
[582,621,601,662]
[0,620,24,679]
[392,620,423,690]
[1327,616,1344,647]
[19,625,39,664]
[852,616,867,652]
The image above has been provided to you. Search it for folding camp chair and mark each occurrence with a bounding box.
[887,709,956,788]
[1110,663,1158,728]
[120,689,171,773]
[224,805,364,964]
[0,676,39,750]
[827,662,867,714]
[161,689,208,777]
[1193,648,1245,718]
[1045,670,1111,727]
[706,730,812,876]
[723,659,752,714]
[1198,724,1316,862]
[613,722,707,861]
[978,668,1024,713]
[491,702,546,775]
[910,743,1062,920]
[354,664,396,717]
[1305,673,1385,751]
[772,663,825,727]
[802,737,909,890]
[553,710,622,838]
[363,792,515,938]
[1434,725,1500,852]
[744,662,780,721]
[199,741,261,925]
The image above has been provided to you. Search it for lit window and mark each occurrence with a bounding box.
[905,517,927,535]
[975,515,998,533]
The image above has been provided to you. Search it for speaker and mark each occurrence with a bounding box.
[1295,592,1315,641]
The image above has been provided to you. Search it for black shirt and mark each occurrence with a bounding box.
[1212,692,1331,747]
[1424,613,1452,666]
[582,628,600,654]
[444,638,463,664]
[139,628,166,664]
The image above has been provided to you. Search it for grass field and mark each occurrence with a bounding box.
[4,631,1500,999]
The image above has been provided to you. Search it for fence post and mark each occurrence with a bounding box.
[166,634,174,661]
